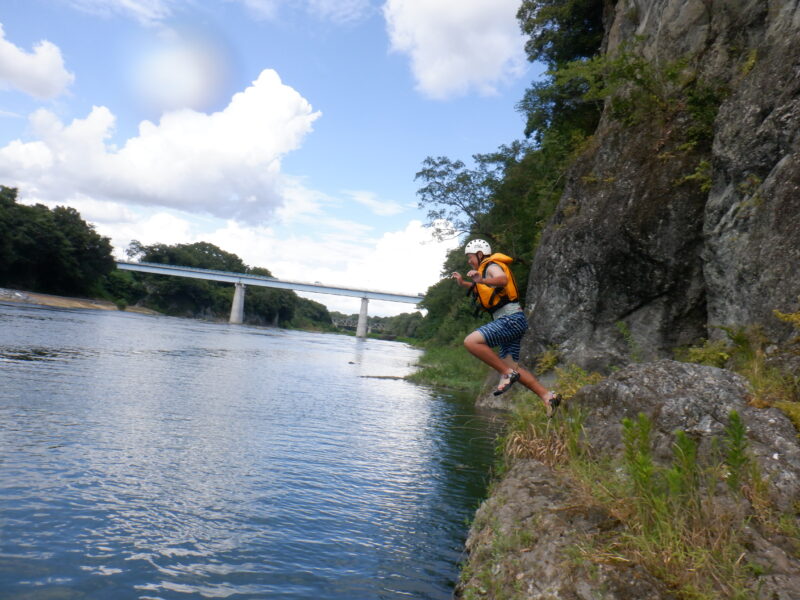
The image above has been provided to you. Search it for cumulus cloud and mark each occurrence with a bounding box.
[87,205,455,315]
[298,219,458,315]
[383,0,527,100]
[0,24,75,99]
[344,189,407,216]
[350,219,456,292]
[203,218,457,315]
[0,69,321,223]
[49,194,139,225]
[98,211,196,258]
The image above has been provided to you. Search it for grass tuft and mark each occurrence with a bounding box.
[406,343,490,395]
[569,412,771,598]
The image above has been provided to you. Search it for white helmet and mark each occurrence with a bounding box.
[464,239,491,255]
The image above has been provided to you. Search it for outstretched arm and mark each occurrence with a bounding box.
[465,263,507,287]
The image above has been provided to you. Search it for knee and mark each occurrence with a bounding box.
[464,332,482,350]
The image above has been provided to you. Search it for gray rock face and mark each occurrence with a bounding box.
[457,460,678,600]
[573,360,800,512]
[523,0,800,370]
[523,116,709,371]
[459,360,800,599]
[704,5,800,343]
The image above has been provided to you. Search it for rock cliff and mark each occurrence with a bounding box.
[458,1,800,597]
[458,361,800,599]
[523,0,800,371]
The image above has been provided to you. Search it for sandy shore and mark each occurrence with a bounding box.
[0,287,160,315]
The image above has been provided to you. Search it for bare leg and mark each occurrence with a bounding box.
[464,332,552,402]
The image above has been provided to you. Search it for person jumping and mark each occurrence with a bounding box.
[451,239,562,416]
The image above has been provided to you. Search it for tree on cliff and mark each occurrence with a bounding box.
[0,186,115,296]
[413,1,609,345]
[516,0,607,140]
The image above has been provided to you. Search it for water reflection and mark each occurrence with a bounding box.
[0,303,496,599]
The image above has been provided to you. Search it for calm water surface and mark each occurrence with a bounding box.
[0,302,497,599]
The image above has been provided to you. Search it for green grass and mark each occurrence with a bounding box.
[676,323,800,410]
[498,394,800,600]
[489,360,797,599]
[406,343,490,394]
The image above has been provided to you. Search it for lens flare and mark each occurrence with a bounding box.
[131,27,233,114]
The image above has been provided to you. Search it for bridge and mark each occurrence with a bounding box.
[116,261,423,338]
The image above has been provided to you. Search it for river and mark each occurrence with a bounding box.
[0,302,497,600]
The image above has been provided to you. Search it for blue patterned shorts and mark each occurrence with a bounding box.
[476,311,528,361]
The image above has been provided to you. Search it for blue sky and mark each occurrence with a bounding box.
[0,0,540,315]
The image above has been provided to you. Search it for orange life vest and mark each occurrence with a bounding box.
[470,253,520,314]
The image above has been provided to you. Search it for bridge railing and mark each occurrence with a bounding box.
[116,261,423,304]
[115,261,423,337]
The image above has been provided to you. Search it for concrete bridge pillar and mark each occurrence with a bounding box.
[356,297,369,339]
[230,282,245,324]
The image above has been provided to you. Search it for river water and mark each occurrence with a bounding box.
[0,302,497,600]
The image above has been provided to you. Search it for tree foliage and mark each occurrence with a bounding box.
[413,0,608,346]
[0,186,115,296]
[289,296,333,330]
[415,153,509,240]
[516,0,607,141]
[517,0,607,69]
[126,240,330,327]
[127,239,247,272]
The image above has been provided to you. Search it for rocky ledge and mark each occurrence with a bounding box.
[457,360,800,599]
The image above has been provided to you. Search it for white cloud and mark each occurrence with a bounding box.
[63,0,174,25]
[344,189,406,216]
[383,0,527,100]
[89,208,455,316]
[308,0,373,24]
[31,193,138,224]
[231,0,271,20]
[0,69,321,223]
[219,218,456,315]
[234,0,372,23]
[289,219,457,315]
[0,24,75,99]
[67,0,372,25]
[103,211,195,257]
[350,219,455,293]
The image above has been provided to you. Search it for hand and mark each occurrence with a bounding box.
[467,269,481,282]
[451,271,464,284]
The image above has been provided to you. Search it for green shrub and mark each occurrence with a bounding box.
[554,364,605,398]
[675,338,731,368]
[534,346,560,374]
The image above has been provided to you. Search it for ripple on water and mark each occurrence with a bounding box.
[0,304,496,599]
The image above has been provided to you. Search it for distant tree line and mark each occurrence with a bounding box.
[0,185,332,330]
[116,239,332,328]
[330,310,425,340]
[0,186,115,296]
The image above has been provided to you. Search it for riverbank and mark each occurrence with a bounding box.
[0,287,160,315]
[456,360,800,599]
